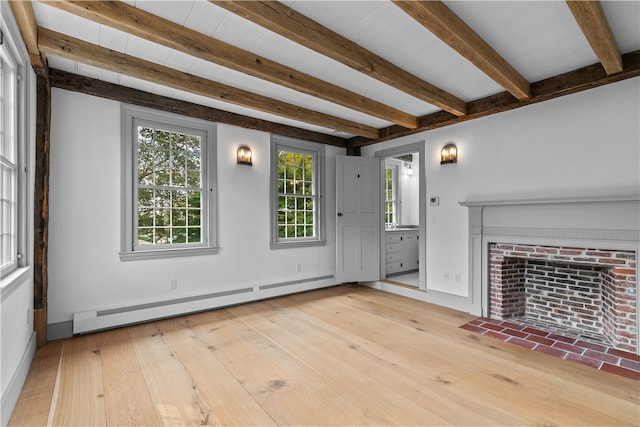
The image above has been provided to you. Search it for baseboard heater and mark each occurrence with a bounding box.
[73,275,334,334]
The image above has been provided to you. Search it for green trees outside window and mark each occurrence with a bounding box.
[121,105,217,260]
[276,150,316,239]
[385,166,396,227]
[136,126,203,246]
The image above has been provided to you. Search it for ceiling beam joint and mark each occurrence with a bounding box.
[8,0,48,74]
[393,0,530,101]
[350,50,640,147]
[566,0,623,75]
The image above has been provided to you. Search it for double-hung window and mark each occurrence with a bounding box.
[270,136,325,249]
[1,28,19,276]
[120,105,218,260]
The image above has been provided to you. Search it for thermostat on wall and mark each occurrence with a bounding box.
[429,196,440,206]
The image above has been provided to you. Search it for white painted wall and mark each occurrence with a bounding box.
[47,89,344,327]
[400,154,419,226]
[47,77,640,323]
[363,77,640,301]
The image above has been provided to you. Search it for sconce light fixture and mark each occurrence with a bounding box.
[237,145,253,166]
[403,161,413,175]
[440,143,457,165]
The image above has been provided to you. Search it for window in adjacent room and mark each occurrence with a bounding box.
[384,165,397,228]
[120,105,218,260]
[271,136,325,249]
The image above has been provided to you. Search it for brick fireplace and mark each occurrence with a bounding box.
[460,196,640,355]
[489,243,637,352]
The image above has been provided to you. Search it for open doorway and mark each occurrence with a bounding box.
[375,142,426,290]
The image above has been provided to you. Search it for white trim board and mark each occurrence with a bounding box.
[73,275,335,334]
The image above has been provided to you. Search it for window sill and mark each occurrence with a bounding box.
[1,266,32,302]
[270,239,326,250]
[119,246,219,261]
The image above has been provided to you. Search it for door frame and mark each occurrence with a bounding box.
[374,141,427,290]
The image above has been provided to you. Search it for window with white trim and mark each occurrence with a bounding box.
[1,28,19,275]
[120,106,218,260]
[271,136,325,249]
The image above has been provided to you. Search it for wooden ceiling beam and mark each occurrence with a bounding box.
[566,0,622,75]
[39,0,414,130]
[48,69,347,148]
[8,0,47,72]
[210,0,467,117]
[393,0,531,101]
[348,50,640,148]
[37,28,380,139]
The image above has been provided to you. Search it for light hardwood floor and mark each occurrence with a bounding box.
[9,285,639,426]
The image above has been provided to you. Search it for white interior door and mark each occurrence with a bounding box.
[336,156,381,283]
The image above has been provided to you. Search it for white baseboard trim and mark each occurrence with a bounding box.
[1,331,36,426]
[362,281,476,315]
[73,275,336,335]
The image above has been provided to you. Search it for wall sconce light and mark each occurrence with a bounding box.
[440,143,457,165]
[403,161,413,175]
[237,145,252,166]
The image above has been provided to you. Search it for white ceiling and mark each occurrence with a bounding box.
[31,0,640,139]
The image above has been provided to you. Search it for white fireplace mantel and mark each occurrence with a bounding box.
[459,195,640,324]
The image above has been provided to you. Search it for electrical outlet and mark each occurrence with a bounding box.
[296,264,302,272]
[170,278,178,290]
[27,308,31,325]
[455,273,461,283]
[443,272,449,282]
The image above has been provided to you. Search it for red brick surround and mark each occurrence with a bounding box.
[489,244,637,353]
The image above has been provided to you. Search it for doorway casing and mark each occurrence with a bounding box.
[374,142,427,290]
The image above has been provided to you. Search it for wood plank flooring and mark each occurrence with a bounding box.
[9,285,639,426]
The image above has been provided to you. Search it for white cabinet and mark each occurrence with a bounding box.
[385,230,419,274]
[403,232,419,270]
[385,234,403,274]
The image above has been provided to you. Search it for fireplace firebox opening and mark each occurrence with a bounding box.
[489,244,636,352]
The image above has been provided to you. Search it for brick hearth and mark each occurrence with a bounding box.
[461,317,640,381]
[489,244,637,352]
